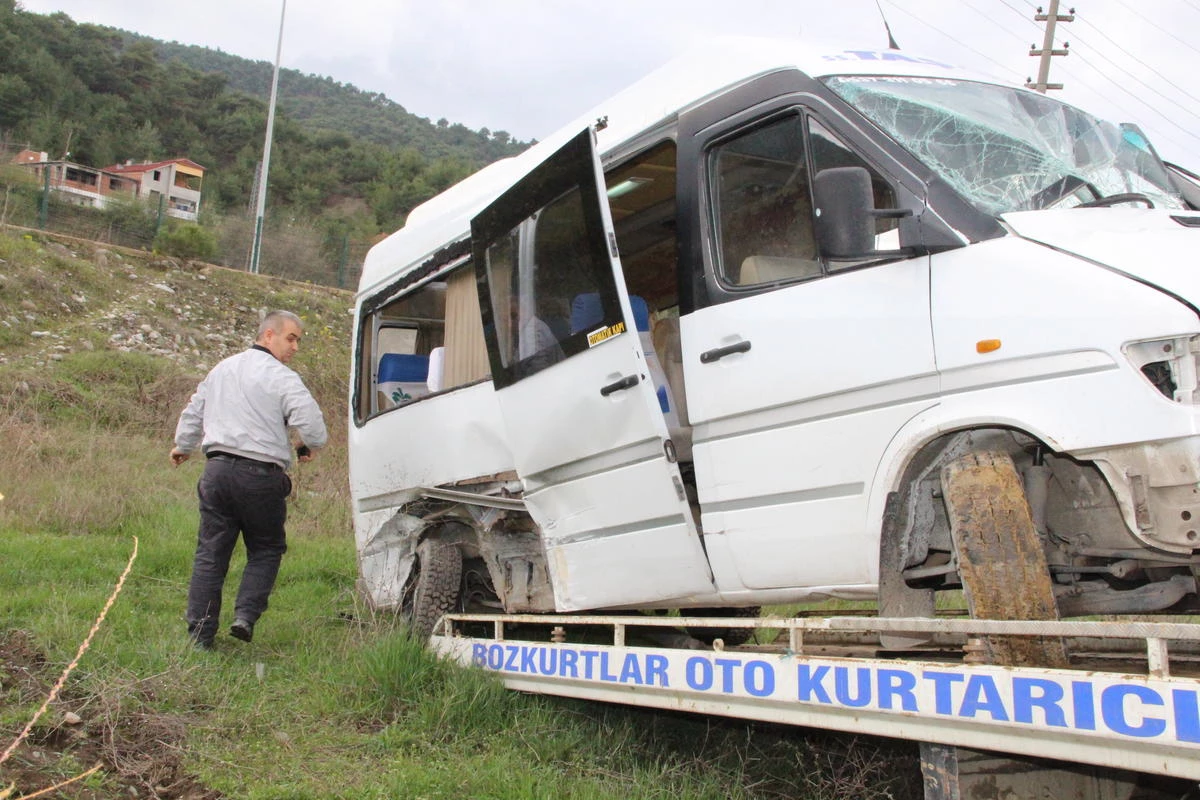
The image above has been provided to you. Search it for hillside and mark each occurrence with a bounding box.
[147,38,527,160]
[0,227,921,798]
[0,229,352,380]
[0,4,527,233]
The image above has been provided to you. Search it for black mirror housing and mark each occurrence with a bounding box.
[814,166,914,260]
[814,166,876,259]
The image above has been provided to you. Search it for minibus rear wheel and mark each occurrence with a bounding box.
[405,539,463,641]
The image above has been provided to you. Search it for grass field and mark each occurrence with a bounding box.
[0,231,921,799]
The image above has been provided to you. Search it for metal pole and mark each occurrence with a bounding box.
[38,164,49,229]
[1034,0,1058,92]
[1027,1,1073,93]
[250,0,286,274]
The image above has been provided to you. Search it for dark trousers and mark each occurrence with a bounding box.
[186,455,291,644]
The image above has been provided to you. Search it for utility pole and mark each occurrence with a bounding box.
[249,0,286,275]
[1026,1,1074,93]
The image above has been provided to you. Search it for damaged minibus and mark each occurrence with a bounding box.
[348,38,1200,647]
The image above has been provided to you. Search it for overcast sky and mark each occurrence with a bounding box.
[17,0,1200,166]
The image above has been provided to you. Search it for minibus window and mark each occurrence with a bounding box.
[354,260,490,423]
[474,129,625,389]
[354,281,445,420]
[709,113,821,287]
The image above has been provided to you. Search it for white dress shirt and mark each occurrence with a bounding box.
[174,346,328,469]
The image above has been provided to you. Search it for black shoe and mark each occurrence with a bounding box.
[230,619,253,643]
[192,637,214,651]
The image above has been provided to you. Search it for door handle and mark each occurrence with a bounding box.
[700,340,752,364]
[600,374,640,396]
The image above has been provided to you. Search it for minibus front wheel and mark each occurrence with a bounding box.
[941,450,1067,667]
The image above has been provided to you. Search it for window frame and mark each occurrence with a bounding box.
[705,108,822,291]
[703,105,910,295]
[677,72,950,314]
[352,251,473,426]
[473,129,626,391]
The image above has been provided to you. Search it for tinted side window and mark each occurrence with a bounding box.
[709,111,906,288]
[480,187,607,383]
[474,130,625,389]
[710,113,820,287]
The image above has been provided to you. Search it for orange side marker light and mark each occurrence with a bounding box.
[976,339,1002,354]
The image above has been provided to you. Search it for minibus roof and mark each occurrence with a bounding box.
[357,37,1000,296]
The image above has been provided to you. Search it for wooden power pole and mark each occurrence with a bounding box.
[1026,1,1075,93]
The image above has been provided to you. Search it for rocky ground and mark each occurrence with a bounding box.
[0,234,351,375]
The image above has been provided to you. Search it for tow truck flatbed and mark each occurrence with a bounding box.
[431,613,1200,791]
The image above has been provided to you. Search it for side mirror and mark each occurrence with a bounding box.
[814,166,875,259]
[813,166,913,260]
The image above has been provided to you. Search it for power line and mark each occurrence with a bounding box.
[1056,47,1200,157]
[1011,0,1200,159]
[1109,0,1200,59]
[959,0,1041,49]
[994,0,1044,30]
[881,0,1200,161]
[880,0,1023,80]
[1072,14,1200,108]
[1064,27,1200,125]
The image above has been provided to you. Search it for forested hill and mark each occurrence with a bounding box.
[144,38,526,161]
[0,1,529,233]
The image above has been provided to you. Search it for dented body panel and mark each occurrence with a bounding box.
[350,37,1200,622]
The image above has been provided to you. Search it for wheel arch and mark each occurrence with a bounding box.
[357,503,481,613]
[866,406,1065,585]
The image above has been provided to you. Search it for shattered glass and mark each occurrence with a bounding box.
[825,76,1187,216]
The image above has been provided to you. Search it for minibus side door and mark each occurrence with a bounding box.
[472,128,715,611]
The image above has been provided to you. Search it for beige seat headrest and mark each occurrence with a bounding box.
[739,255,821,285]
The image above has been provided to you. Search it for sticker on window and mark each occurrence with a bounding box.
[587,321,626,347]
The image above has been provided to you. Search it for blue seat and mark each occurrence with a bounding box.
[378,353,429,384]
[569,292,605,334]
[377,353,430,407]
[570,293,675,416]
[570,293,651,334]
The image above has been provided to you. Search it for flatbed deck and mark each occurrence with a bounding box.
[431,613,1200,785]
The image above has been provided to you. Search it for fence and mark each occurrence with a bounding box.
[0,153,372,291]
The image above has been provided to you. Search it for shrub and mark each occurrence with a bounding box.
[154,222,218,261]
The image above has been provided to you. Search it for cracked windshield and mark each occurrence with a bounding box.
[826,76,1186,216]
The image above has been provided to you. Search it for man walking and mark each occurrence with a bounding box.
[170,310,328,650]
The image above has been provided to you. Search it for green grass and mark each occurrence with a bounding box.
[0,434,920,799]
[0,229,921,799]
[3,487,918,799]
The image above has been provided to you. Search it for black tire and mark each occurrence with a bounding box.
[684,606,761,646]
[941,451,1067,667]
[405,539,463,640]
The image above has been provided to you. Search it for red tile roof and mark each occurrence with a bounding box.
[102,158,206,174]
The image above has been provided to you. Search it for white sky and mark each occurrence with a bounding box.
[17,0,1200,166]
